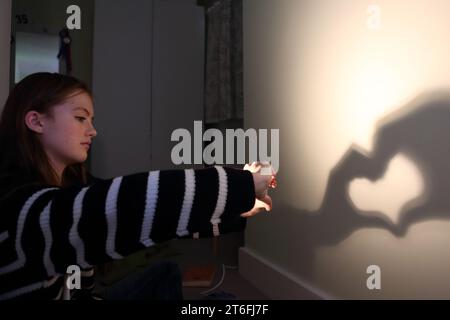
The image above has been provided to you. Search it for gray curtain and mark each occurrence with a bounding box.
[204,0,243,124]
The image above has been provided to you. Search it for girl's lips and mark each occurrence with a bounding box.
[81,143,90,149]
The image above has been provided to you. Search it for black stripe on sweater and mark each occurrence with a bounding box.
[50,187,78,274]
[116,173,148,255]
[221,168,255,218]
[150,170,185,243]
[78,179,113,265]
[187,168,219,234]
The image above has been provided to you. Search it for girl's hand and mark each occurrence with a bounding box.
[241,162,277,217]
[241,197,273,218]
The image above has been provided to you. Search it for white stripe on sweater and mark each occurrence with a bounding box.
[44,275,61,288]
[69,187,91,268]
[140,171,159,247]
[40,202,55,277]
[211,166,228,236]
[0,188,57,275]
[0,281,46,300]
[0,231,8,244]
[177,169,195,237]
[0,276,63,300]
[105,177,124,259]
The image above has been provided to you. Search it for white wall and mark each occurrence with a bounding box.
[11,0,94,87]
[91,0,153,178]
[150,0,205,171]
[242,0,450,299]
[0,0,11,110]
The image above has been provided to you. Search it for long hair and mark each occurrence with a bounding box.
[0,73,92,186]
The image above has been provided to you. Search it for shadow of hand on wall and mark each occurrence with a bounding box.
[274,91,450,275]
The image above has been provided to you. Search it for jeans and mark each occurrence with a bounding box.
[102,261,183,300]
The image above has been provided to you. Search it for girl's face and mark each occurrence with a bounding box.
[40,92,97,173]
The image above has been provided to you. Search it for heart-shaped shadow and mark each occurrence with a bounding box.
[348,153,425,225]
[270,91,450,279]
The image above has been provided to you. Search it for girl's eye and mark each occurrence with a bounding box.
[75,117,86,122]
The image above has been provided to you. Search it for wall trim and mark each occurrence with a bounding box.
[239,247,334,300]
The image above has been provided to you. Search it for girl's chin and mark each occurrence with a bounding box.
[70,154,88,164]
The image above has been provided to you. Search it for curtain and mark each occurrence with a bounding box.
[204,0,243,124]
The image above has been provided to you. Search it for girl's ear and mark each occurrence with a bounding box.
[25,111,45,134]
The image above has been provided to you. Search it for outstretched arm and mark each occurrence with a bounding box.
[0,166,255,298]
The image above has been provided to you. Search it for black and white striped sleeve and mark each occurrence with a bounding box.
[2,166,255,279]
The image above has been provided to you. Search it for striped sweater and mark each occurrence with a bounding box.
[0,166,255,300]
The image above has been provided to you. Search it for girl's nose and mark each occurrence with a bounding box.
[88,124,97,138]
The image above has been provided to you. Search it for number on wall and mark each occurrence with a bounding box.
[15,14,29,25]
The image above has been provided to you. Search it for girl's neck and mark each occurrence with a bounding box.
[55,175,63,187]
[48,159,65,187]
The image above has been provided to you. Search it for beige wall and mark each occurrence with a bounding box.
[0,0,11,110]
[244,0,450,298]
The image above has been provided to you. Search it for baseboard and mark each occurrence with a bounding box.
[239,247,333,300]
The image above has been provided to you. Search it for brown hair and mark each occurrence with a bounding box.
[0,72,92,186]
